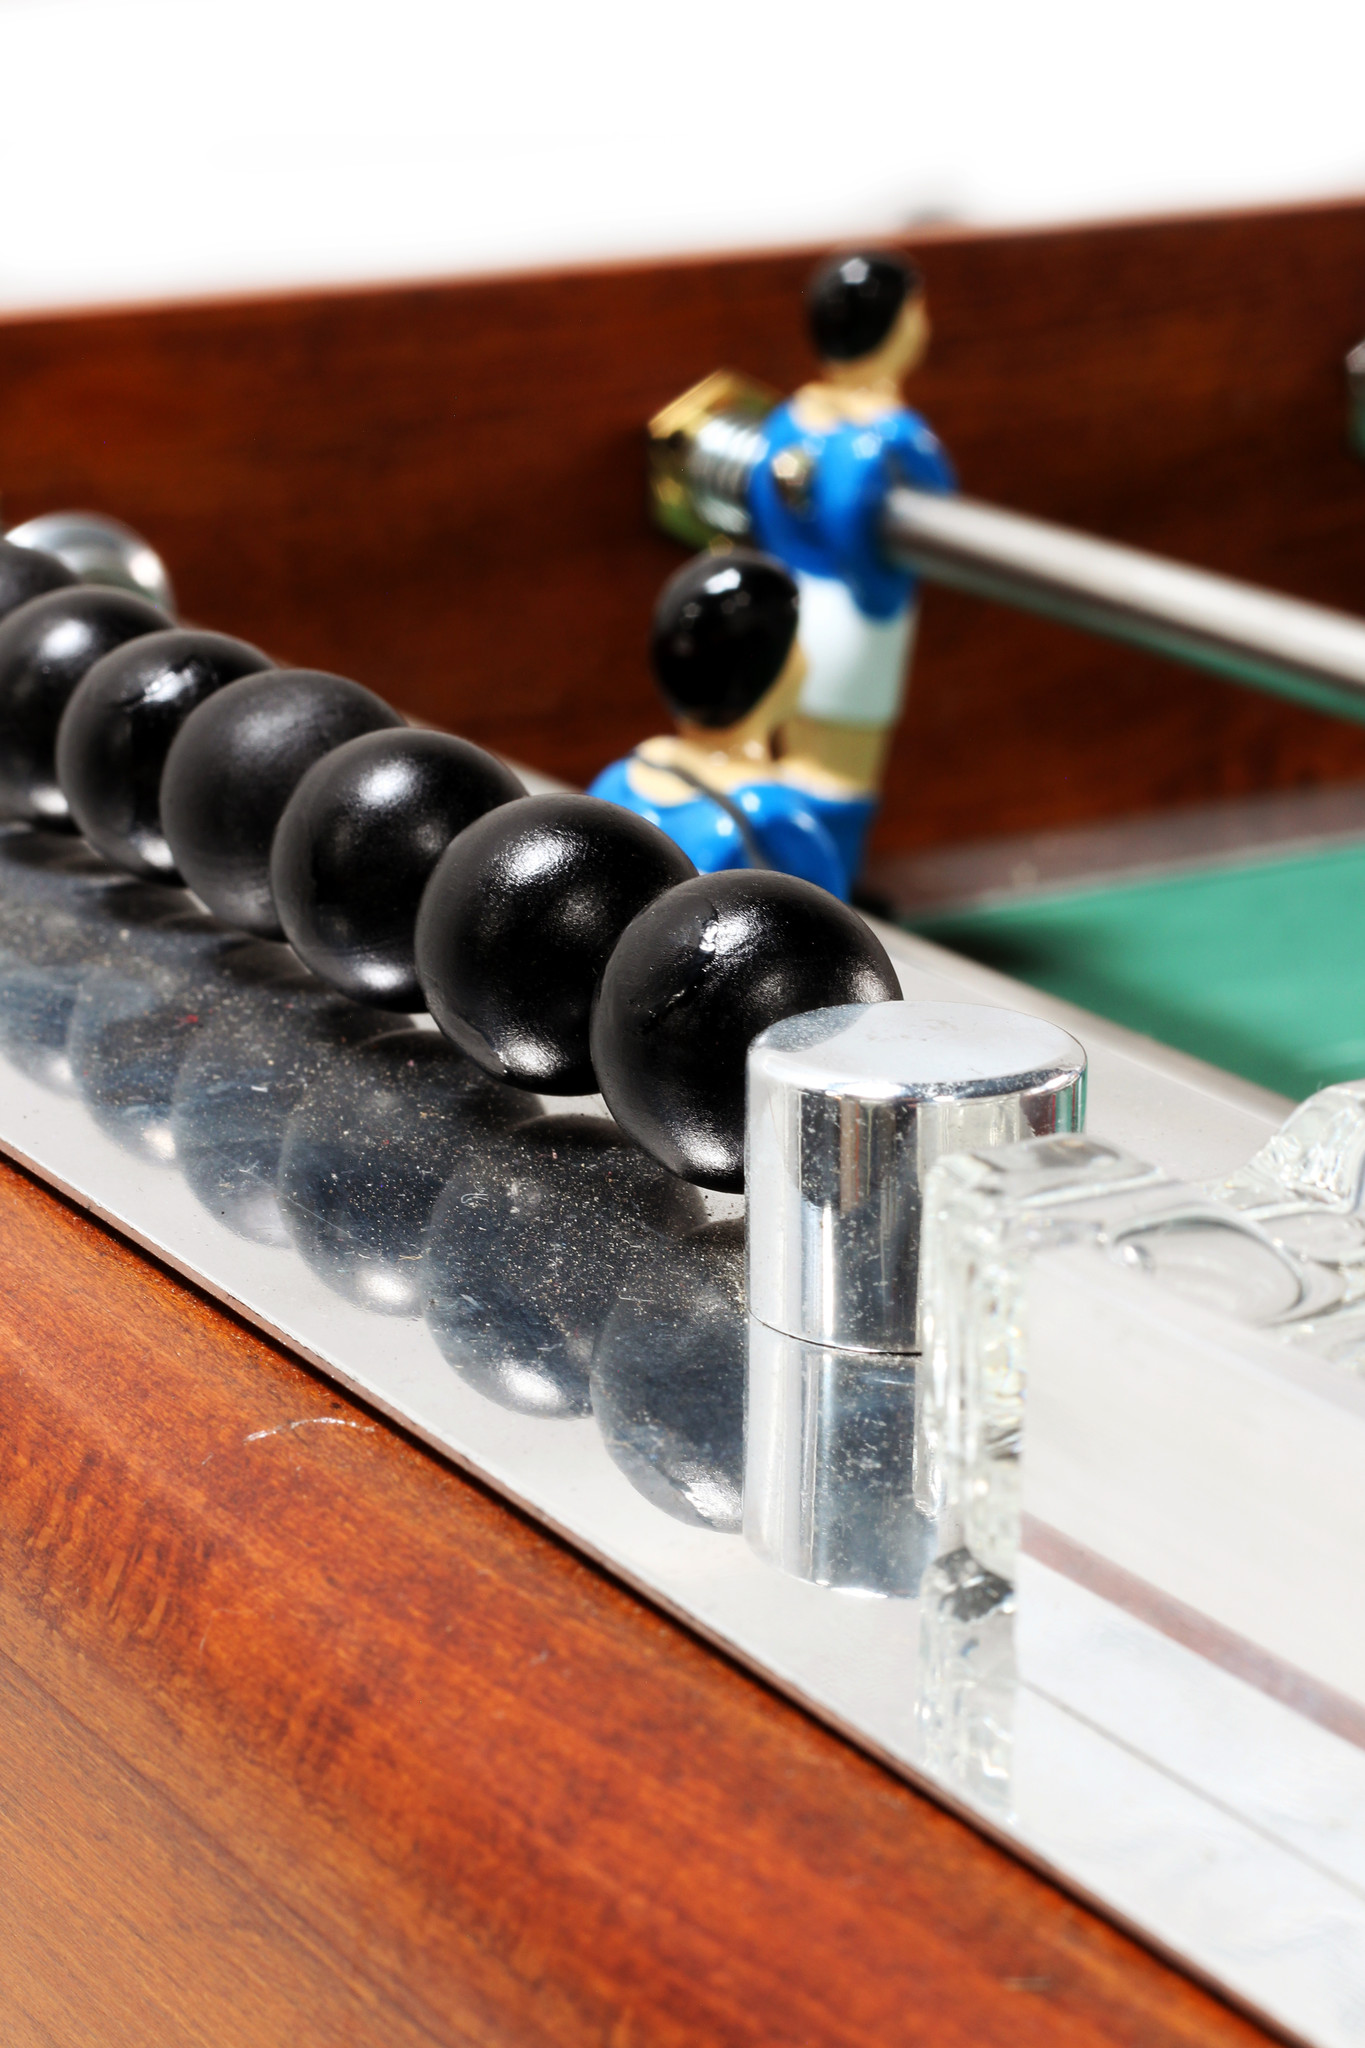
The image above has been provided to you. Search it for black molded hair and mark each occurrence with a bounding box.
[807,250,923,363]
[650,550,799,730]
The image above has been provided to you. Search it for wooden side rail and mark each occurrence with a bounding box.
[0,1155,1271,2046]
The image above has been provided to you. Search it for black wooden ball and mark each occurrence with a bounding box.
[56,628,272,881]
[0,538,76,623]
[271,728,526,1010]
[590,870,902,1191]
[415,793,696,1094]
[0,586,172,827]
[160,669,403,938]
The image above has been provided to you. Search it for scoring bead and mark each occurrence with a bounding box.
[414,793,696,1095]
[271,728,526,1010]
[56,628,273,881]
[590,870,902,1191]
[0,587,172,828]
[0,539,77,624]
[4,512,175,614]
[160,669,404,937]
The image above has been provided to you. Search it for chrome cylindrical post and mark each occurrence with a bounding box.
[744,1322,933,1596]
[746,1000,1087,1355]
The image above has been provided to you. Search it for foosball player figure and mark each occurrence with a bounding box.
[648,249,956,896]
[589,548,860,900]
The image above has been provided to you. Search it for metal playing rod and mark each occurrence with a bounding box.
[880,485,1365,725]
[671,409,1365,726]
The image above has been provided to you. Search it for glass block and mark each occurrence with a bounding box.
[914,1545,1016,1814]
[921,1081,1365,1587]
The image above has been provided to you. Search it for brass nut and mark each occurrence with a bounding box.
[647,368,779,549]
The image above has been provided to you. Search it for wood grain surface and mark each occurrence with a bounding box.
[2,202,1365,857]
[0,1150,1277,2048]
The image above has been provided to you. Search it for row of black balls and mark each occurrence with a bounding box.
[0,536,900,1191]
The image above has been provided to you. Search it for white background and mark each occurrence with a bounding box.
[2,0,1363,314]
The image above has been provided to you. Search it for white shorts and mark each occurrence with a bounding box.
[793,571,918,728]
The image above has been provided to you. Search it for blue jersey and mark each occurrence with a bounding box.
[749,398,955,620]
[588,757,874,902]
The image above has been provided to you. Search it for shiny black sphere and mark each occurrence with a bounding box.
[591,870,901,1191]
[423,1112,705,1416]
[0,587,172,827]
[0,539,76,624]
[414,794,695,1095]
[272,729,525,1011]
[56,628,272,881]
[160,669,403,938]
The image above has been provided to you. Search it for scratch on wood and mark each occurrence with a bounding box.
[244,1417,379,1444]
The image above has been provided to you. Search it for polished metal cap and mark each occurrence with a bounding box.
[746,1000,1087,1354]
[5,510,176,615]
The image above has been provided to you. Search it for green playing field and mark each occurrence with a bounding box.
[912,840,1365,1102]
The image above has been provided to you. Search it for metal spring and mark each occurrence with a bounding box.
[685,410,766,537]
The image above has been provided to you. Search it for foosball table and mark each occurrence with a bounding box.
[2,197,1365,2048]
